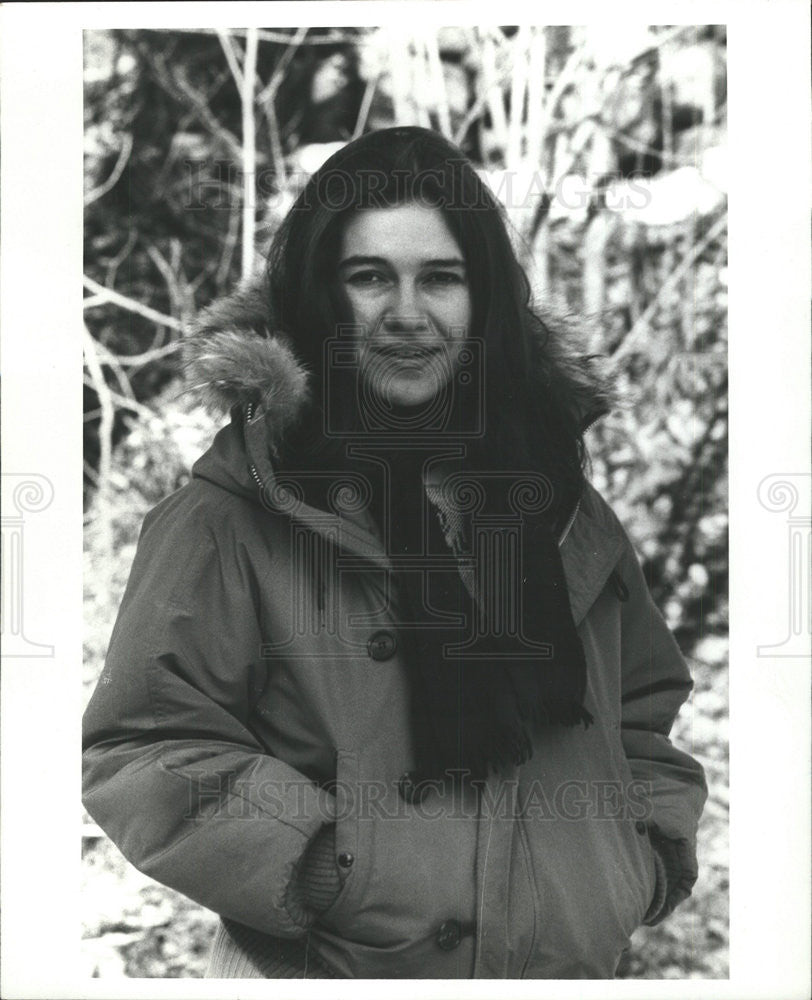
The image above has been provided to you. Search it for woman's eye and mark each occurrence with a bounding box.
[346,271,387,287]
[424,271,465,287]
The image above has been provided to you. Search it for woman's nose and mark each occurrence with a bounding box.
[383,282,427,331]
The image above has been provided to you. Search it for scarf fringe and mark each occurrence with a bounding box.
[414,694,595,784]
[393,458,594,786]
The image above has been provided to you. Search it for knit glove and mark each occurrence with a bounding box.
[643,823,698,926]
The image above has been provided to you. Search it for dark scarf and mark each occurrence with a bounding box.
[385,449,593,784]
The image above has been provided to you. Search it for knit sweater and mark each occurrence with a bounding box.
[206,823,340,978]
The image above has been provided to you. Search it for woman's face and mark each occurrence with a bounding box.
[337,203,472,409]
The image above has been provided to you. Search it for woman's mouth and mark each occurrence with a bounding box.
[368,343,445,360]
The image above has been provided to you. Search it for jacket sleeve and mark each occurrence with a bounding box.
[614,530,708,925]
[82,499,338,939]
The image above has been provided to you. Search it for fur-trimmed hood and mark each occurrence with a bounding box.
[184,274,614,461]
[184,275,310,457]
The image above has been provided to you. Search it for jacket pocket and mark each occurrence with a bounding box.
[622,815,658,933]
[642,827,659,916]
[317,749,361,928]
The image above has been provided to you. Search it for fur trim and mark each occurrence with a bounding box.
[184,275,310,445]
[184,329,309,424]
[183,276,614,443]
[533,307,618,428]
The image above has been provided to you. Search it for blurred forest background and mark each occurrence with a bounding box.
[82,24,728,979]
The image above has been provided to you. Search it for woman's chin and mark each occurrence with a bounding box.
[377,373,447,410]
[357,358,450,409]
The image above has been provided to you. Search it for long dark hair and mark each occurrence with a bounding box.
[265,126,602,530]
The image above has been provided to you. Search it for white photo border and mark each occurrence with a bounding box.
[1,2,809,998]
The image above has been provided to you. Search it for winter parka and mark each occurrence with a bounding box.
[82,286,708,979]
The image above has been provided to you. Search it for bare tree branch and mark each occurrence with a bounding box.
[152,27,363,46]
[84,133,134,206]
[525,26,548,169]
[256,28,361,46]
[603,124,697,168]
[538,44,586,186]
[82,374,160,422]
[216,28,244,90]
[168,60,242,160]
[481,29,509,151]
[414,42,432,130]
[83,275,182,331]
[507,25,529,168]
[390,33,413,125]
[83,458,101,484]
[104,229,139,289]
[353,72,379,140]
[92,335,138,403]
[257,25,309,104]
[146,245,181,313]
[613,212,728,363]
[83,294,113,311]
[105,341,185,368]
[241,28,259,281]
[175,67,232,132]
[145,240,195,323]
[216,201,241,290]
[262,99,287,197]
[425,31,452,138]
[83,326,115,560]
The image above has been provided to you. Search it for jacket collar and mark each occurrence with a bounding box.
[194,411,623,626]
[186,276,623,617]
[184,274,613,461]
[559,484,625,625]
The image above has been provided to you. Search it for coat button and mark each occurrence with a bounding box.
[367,630,396,661]
[398,771,429,804]
[635,821,647,835]
[436,919,462,951]
[337,851,354,868]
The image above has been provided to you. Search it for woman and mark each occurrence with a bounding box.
[82,126,707,979]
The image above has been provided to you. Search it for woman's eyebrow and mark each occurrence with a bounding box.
[338,255,387,268]
[338,255,466,269]
[422,258,466,268]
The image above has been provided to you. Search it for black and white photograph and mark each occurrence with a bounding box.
[0,2,809,998]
